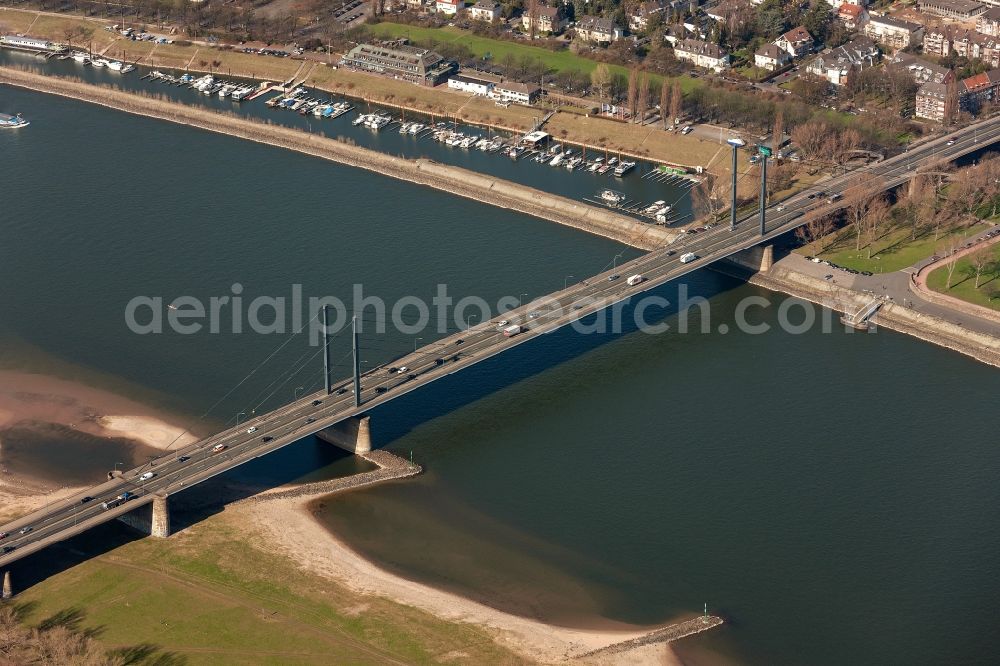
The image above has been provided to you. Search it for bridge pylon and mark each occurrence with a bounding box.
[2,570,11,599]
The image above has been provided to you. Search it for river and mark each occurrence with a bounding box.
[1,82,999,665]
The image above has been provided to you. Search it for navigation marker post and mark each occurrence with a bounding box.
[757,145,771,236]
[726,137,745,231]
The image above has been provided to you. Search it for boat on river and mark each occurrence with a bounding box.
[0,113,29,129]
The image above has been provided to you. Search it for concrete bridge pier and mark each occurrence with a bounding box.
[316,416,372,455]
[727,244,774,274]
[151,495,170,539]
[2,570,11,599]
[116,494,171,538]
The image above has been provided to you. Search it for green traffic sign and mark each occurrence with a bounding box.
[758,146,772,157]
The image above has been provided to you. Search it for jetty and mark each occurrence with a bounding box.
[577,615,724,659]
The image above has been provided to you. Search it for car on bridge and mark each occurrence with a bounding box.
[0,532,7,540]
[138,472,155,482]
[246,426,258,434]
[2,546,14,554]
[19,527,32,535]
[213,443,227,453]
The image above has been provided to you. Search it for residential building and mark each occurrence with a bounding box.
[435,0,463,15]
[629,0,667,32]
[775,26,814,58]
[806,37,880,85]
[490,81,541,105]
[754,43,792,71]
[922,25,953,57]
[342,42,457,86]
[888,52,955,84]
[864,14,924,49]
[521,6,568,34]
[574,15,622,43]
[960,69,1000,111]
[469,0,501,21]
[951,30,1000,67]
[674,38,730,72]
[447,73,496,95]
[977,7,1000,36]
[838,3,869,29]
[915,81,953,120]
[917,0,986,20]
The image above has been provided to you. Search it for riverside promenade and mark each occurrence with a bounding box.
[0,67,676,252]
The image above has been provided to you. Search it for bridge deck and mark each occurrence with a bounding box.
[3,113,999,569]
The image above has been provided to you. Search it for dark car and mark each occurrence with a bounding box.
[80,496,93,504]
[608,274,620,281]
[336,388,347,395]
[262,436,274,443]
[666,250,676,256]
[455,339,464,345]
[178,455,190,462]
[375,386,388,394]
[408,374,417,380]
[306,417,316,424]
[2,546,14,554]
[312,399,323,406]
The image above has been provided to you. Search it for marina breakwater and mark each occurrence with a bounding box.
[0,67,677,251]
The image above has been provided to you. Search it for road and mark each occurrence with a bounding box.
[3,112,1000,569]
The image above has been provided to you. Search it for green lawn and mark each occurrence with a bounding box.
[366,22,701,93]
[11,517,526,665]
[926,244,1000,310]
[813,222,990,274]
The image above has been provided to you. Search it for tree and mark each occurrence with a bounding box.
[636,71,650,124]
[844,177,879,251]
[943,246,960,289]
[969,246,995,288]
[863,194,890,259]
[626,66,639,121]
[669,79,682,125]
[660,80,669,129]
[794,215,836,253]
[772,107,784,155]
[591,63,612,103]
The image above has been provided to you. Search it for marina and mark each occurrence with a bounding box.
[0,49,698,225]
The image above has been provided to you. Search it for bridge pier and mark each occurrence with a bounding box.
[151,495,170,539]
[316,415,372,455]
[727,244,774,274]
[2,570,11,599]
[117,495,171,538]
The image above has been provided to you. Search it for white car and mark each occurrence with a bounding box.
[946,139,955,146]
[138,472,155,482]
[775,204,786,212]
[396,366,409,374]
[246,426,257,434]
[497,319,509,327]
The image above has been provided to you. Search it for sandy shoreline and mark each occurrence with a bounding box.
[0,370,199,521]
[235,494,688,665]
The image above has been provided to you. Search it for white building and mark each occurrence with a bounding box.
[435,0,463,15]
[806,37,880,86]
[575,16,622,43]
[775,26,814,58]
[469,0,501,21]
[491,81,541,105]
[754,43,792,71]
[674,39,730,72]
[447,73,495,95]
[863,14,924,49]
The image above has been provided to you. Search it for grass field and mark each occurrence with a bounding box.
[12,514,525,665]
[366,22,702,93]
[813,222,990,274]
[926,243,1000,310]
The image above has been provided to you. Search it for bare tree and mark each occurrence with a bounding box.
[591,64,612,104]
[669,80,682,126]
[969,246,995,288]
[527,0,540,40]
[772,107,784,156]
[626,67,639,121]
[794,215,836,253]
[636,71,650,125]
[863,194,890,259]
[660,81,669,129]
